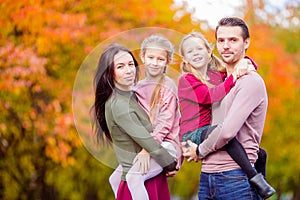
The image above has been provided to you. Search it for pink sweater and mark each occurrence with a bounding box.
[133,76,182,162]
[178,69,235,139]
[199,71,268,173]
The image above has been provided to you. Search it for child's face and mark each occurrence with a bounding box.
[141,47,169,79]
[182,37,211,71]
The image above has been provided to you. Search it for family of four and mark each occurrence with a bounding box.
[92,17,276,200]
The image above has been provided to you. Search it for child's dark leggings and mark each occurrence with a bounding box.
[202,125,267,179]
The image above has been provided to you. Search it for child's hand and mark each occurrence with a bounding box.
[133,149,150,175]
[233,58,256,81]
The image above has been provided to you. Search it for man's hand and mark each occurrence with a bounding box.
[133,149,150,175]
[181,140,201,162]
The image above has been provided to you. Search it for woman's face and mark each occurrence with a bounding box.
[182,37,211,70]
[141,47,169,79]
[113,51,136,91]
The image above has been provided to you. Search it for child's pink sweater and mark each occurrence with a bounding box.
[133,76,181,162]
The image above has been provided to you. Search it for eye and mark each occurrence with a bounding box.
[217,39,224,44]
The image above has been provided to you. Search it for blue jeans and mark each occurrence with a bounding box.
[198,169,262,200]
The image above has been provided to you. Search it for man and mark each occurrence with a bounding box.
[182,17,275,199]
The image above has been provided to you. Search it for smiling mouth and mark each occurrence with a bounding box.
[149,66,161,71]
[124,76,134,81]
[193,57,202,62]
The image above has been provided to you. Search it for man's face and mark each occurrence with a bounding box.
[216,26,250,67]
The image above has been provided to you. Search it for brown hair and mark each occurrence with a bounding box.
[215,17,250,41]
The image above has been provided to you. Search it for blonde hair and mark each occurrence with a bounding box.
[141,34,174,62]
[140,34,174,122]
[179,31,226,87]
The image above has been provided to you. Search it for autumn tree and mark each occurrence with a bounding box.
[2,0,299,199]
[0,0,194,199]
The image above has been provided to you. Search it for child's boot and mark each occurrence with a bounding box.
[250,173,276,199]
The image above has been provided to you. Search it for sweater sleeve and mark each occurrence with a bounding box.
[199,73,265,157]
[178,74,235,105]
[112,101,176,168]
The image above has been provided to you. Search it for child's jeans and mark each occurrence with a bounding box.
[182,125,211,145]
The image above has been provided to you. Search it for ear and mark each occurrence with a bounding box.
[183,59,190,65]
[166,57,173,65]
[207,47,212,58]
[140,54,145,64]
[244,38,250,51]
[208,51,212,58]
[181,56,188,64]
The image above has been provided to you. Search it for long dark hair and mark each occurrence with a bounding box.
[91,43,139,144]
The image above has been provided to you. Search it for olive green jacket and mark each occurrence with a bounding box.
[105,88,175,180]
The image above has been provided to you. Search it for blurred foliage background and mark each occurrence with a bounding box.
[1,0,300,199]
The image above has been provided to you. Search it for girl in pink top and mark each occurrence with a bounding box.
[178,31,242,143]
[178,32,274,198]
[109,34,181,200]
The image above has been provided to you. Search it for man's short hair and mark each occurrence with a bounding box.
[215,17,250,41]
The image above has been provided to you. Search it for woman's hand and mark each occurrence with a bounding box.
[165,166,179,177]
[181,140,201,162]
[133,148,150,175]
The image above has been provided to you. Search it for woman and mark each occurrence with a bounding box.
[92,43,177,200]
[109,34,181,200]
[178,31,274,199]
